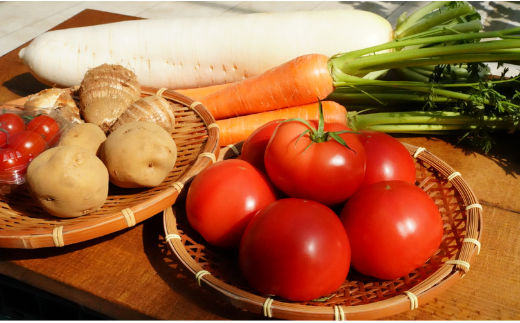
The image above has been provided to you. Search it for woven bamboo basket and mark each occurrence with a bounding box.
[163,142,483,320]
[0,86,219,249]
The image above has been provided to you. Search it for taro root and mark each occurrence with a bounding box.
[79,64,141,133]
[24,88,83,124]
[110,95,176,133]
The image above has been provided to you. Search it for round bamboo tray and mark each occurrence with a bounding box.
[163,142,483,320]
[0,86,219,249]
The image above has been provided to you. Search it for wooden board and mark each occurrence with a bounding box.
[0,6,519,321]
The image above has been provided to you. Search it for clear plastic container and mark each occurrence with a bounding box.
[0,105,73,187]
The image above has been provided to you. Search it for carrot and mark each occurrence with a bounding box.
[176,83,235,101]
[216,101,347,147]
[200,54,333,120]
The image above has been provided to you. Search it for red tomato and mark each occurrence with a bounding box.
[357,130,416,187]
[239,198,351,301]
[0,113,25,146]
[186,159,278,248]
[7,131,46,163]
[239,119,282,172]
[27,115,61,146]
[264,120,366,206]
[0,148,29,183]
[340,180,443,280]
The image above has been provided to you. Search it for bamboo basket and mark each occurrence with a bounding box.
[163,142,482,320]
[0,86,219,249]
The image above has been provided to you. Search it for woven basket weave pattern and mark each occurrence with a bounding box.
[164,143,482,320]
[0,86,219,249]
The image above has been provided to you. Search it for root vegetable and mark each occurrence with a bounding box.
[99,121,177,188]
[57,123,107,156]
[110,95,176,133]
[19,10,393,89]
[176,83,235,100]
[26,145,109,218]
[24,88,83,124]
[79,64,141,133]
[217,101,347,146]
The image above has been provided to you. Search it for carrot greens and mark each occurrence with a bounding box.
[323,1,520,153]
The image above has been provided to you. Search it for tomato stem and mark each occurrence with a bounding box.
[283,100,358,152]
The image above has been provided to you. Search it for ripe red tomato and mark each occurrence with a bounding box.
[357,130,416,187]
[27,115,61,146]
[0,148,29,183]
[264,119,366,206]
[340,180,443,280]
[0,112,25,146]
[7,131,46,163]
[186,159,278,248]
[239,198,351,301]
[239,119,282,172]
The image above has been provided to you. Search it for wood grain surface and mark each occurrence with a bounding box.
[0,8,519,321]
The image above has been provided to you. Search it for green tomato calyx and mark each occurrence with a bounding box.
[282,100,358,153]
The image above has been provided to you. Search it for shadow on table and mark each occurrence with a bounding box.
[393,131,520,179]
[141,212,264,320]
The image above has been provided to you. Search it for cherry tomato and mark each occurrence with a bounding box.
[7,131,46,163]
[340,180,443,280]
[0,148,26,172]
[239,119,282,173]
[27,115,61,146]
[186,159,278,248]
[239,198,351,301]
[264,119,366,206]
[357,130,416,187]
[0,113,25,146]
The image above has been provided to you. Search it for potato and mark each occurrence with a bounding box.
[58,123,107,155]
[99,121,177,188]
[26,145,109,218]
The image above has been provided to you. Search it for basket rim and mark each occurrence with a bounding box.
[163,142,483,320]
[0,86,220,249]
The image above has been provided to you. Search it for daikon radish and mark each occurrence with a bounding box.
[19,10,393,89]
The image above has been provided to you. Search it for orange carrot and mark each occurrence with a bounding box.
[200,54,333,120]
[176,83,235,101]
[217,101,347,147]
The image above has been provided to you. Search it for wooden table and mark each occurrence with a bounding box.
[1,9,520,321]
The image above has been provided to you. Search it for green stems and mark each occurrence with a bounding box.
[348,111,514,132]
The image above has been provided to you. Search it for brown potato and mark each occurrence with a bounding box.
[58,123,107,156]
[26,145,109,218]
[99,121,177,188]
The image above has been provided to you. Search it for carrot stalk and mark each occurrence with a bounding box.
[200,54,333,120]
[216,101,347,146]
[176,83,235,101]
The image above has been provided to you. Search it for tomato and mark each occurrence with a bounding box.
[239,119,282,172]
[339,180,443,280]
[264,119,366,206]
[186,159,278,248]
[27,115,61,146]
[357,130,416,187]
[0,113,25,146]
[239,198,351,301]
[7,131,46,163]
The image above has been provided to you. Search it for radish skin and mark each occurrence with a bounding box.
[19,10,393,89]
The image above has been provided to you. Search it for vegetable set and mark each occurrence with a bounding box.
[0,0,503,316]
